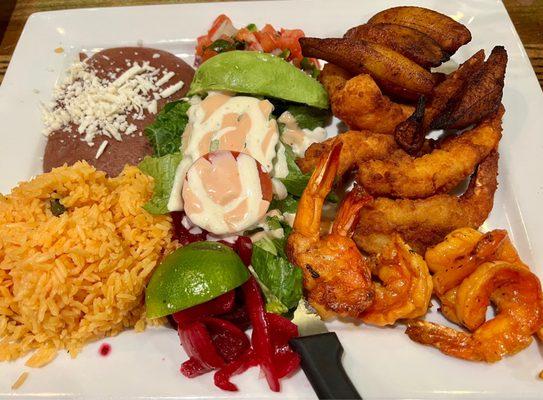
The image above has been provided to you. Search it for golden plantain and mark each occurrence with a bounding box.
[439,46,507,129]
[300,37,437,101]
[368,6,471,54]
[345,23,450,69]
[428,50,486,129]
[394,96,426,155]
[394,50,486,155]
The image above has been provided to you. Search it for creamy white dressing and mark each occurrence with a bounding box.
[272,141,289,179]
[278,111,327,157]
[183,91,279,171]
[250,228,284,243]
[249,209,286,243]
[167,91,280,212]
[283,212,296,228]
[270,141,289,200]
[182,152,270,235]
[166,94,324,237]
[167,157,193,211]
[271,178,288,200]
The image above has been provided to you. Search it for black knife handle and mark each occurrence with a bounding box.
[290,332,362,400]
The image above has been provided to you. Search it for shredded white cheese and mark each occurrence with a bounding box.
[160,81,184,98]
[155,71,175,87]
[94,140,109,159]
[41,60,183,146]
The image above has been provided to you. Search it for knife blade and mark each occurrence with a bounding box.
[289,300,362,400]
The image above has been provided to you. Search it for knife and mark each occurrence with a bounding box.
[289,301,362,400]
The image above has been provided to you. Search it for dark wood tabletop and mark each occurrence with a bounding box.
[0,0,542,89]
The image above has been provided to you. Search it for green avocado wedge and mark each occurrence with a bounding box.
[145,242,249,318]
[188,51,329,109]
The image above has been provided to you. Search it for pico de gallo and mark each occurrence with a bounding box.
[195,14,320,76]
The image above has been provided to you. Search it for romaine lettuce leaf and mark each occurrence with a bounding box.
[279,144,311,197]
[138,153,183,214]
[145,100,190,157]
[251,237,303,314]
[269,194,299,214]
[264,216,292,258]
[285,104,331,130]
[278,144,338,202]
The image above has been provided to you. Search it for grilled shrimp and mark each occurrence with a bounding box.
[360,235,433,326]
[286,142,374,319]
[407,261,543,362]
[431,229,508,295]
[425,227,527,323]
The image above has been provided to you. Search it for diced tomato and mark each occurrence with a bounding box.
[208,14,236,41]
[255,31,279,53]
[260,24,277,35]
[279,28,305,61]
[235,28,262,51]
[195,35,211,57]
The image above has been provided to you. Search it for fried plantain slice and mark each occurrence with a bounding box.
[428,50,486,129]
[438,46,508,129]
[368,6,472,54]
[300,37,438,101]
[345,23,450,69]
[395,50,486,155]
[394,96,426,155]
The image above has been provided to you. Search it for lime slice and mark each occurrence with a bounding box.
[188,51,329,109]
[145,241,249,318]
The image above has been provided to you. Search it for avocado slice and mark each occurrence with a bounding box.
[188,51,329,109]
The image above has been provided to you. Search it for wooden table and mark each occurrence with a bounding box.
[0,0,542,89]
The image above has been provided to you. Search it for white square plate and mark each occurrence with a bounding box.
[1,0,543,398]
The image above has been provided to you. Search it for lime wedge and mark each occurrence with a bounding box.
[188,51,329,109]
[145,241,249,318]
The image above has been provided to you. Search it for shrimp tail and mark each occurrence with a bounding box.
[406,320,480,361]
[293,141,342,238]
[332,185,373,237]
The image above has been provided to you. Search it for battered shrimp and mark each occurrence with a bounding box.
[286,143,375,319]
[320,63,413,134]
[360,235,433,326]
[355,151,499,254]
[407,261,543,362]
[297,130,398,177]
[357,106,504,199]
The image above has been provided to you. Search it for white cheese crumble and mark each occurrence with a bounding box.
[41,60,183,145]
[155,71,175,87]
[160,81,184,98]
[94,140,109,159]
